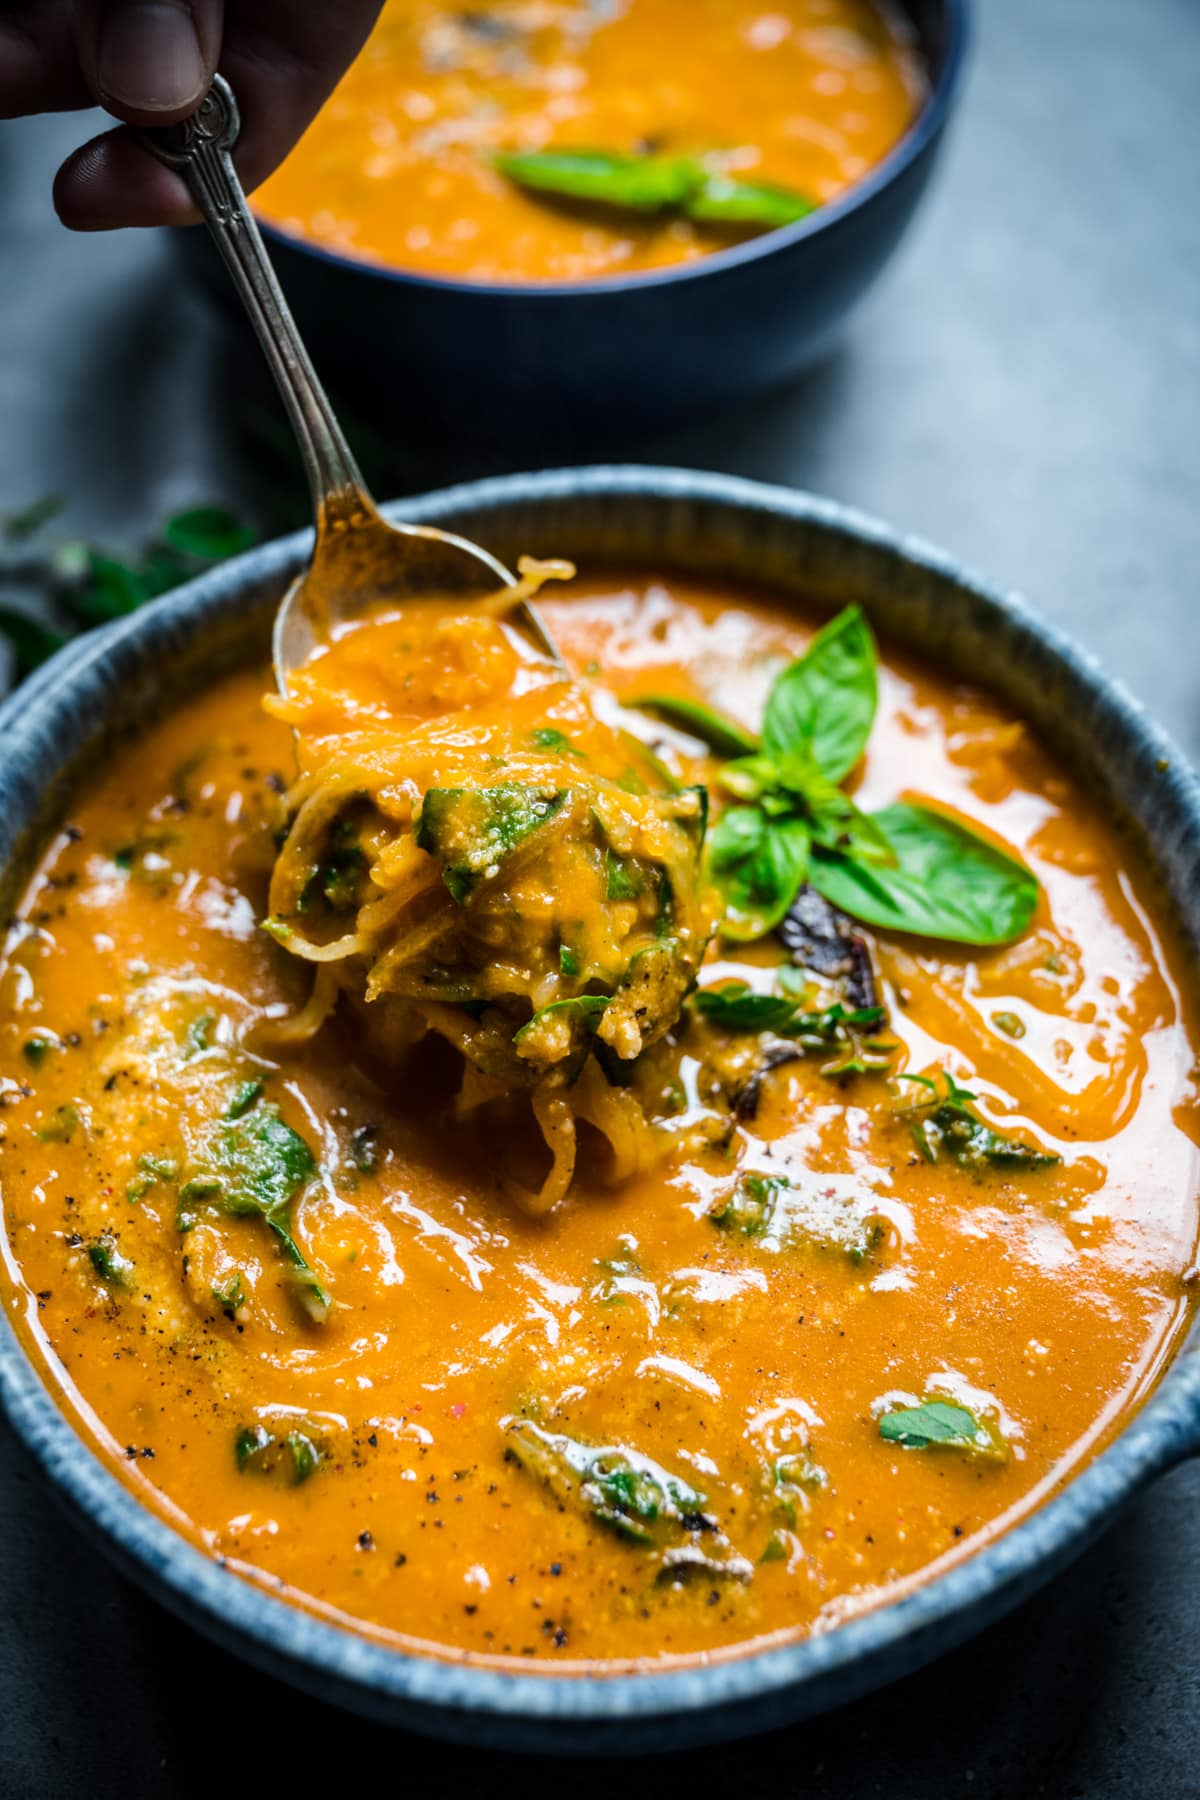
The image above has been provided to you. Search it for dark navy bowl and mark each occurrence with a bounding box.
[177,1,969,446]
[1,467,1197,1754]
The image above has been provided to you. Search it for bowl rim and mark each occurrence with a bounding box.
[1,461,1198,1745]
[251,0,970,302]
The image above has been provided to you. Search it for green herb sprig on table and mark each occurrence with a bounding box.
[0,498,257,680]
[493,148,816,232]
[629,605,1040,948]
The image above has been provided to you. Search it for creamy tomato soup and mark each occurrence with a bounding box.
[254,0,925,283]
[0,570,1196,1669]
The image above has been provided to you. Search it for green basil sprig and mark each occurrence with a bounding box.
[1,498,257,680]
[628,603,1039,949]
[493,148,815,232]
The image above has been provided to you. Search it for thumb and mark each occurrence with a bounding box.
[71,0,222,124]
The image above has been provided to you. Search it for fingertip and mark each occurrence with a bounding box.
[76,0,221,125]
[53,127,198,229]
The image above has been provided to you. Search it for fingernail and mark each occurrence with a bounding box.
[97,2,206,114]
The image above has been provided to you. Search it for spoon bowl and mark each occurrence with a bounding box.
[137,77,562,687]
[269,499,515,679]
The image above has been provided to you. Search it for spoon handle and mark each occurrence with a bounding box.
[135,77,378,536]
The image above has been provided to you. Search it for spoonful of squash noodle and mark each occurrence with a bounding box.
[264,564,716,1213]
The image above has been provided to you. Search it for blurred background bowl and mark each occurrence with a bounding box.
[175,0,969,450]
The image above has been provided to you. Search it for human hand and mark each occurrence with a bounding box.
[0,1,384,228]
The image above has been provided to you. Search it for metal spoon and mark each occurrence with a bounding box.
[135,76,564,687]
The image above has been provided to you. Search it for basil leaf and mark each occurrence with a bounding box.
[235,1424,321,1484]
[769,1449,827,1528]
[774,752,894,866]
[878,1399,1005,1460]
[708,803,767,867]
[902,1072,1059,1171]
[0,606,66,677]
[693,982,799,1032]
[182,1100,329,1322]
[1,504,256,693]
[88,1235,134,1291]
[624,693,758,758]
[811,802,1038,946]
[505,1418,750,1578]
[531,725,585,757]
[711,1172,884,1261]
[507,1419,709,1545]
[708,807,809,940]
[494,148,699,212]
[212,1272,246,1315]
[286,1430,321,1483]
[416,783,570,903]
[688,173,815,228]
[494,148,815,234]
[2,494,63,542]
[696,978,894,1101]
[73,553,149,623]
[513,995,611,1081]
[719,753,782,802]
[162,507,257,562]
[514,995,610,1046]
[226,1078,264,1121]
[202,1105,316,1218]
[126,1151,178,1203]
[710,1172,788,1238]
[35,1103,79,1142]
[806,785,894,866]
[763,605,878,781]
[605,852,643,901]
[693,980,886,1042]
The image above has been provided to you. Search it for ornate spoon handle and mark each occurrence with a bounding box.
[135,76,377,535]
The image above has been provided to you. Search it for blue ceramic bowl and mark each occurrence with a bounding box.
[1,467,1197,1754]
[178,1,969,445]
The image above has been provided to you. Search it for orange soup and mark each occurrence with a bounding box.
[0,570,1197,1670]
[254,0,926,283]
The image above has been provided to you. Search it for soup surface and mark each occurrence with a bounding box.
[254,0,925,283]
[0,571,1197,1670]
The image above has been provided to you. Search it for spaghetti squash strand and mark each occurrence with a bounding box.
[263,574,714,1210]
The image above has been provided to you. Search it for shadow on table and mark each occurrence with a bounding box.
[80,283,864,529]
